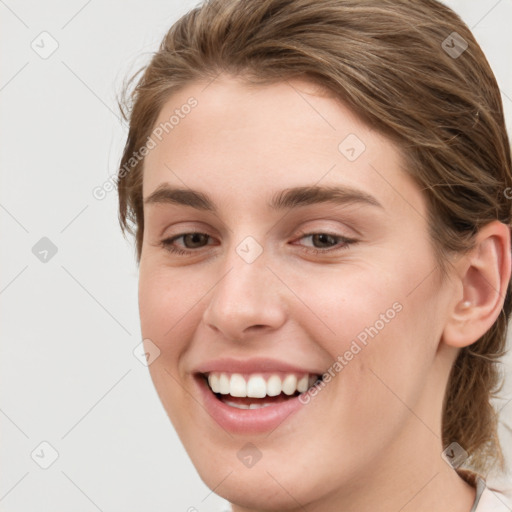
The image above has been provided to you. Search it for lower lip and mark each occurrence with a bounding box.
[195,376,307,434]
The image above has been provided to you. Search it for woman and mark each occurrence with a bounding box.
[117,0,512,510]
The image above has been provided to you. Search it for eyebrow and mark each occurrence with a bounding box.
[144,183,383,211]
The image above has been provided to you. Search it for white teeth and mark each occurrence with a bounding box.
[266,375,282,396]
[230,374,247,397]
[219,373,230,394]
[297,375,309,393]
[246,375,267,398]
[208,373,220,393]
[206,371,318,398]
[223,400,251,409]
[249,402,274,409]
[282,374,297,395]
[223,401,275,410]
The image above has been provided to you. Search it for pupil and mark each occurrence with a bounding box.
[314,234,334,247]
[186,233,206,248]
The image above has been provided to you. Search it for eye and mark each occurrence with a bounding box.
[159,231,358,256]
[294,231,357,254]
[160,232,214,255]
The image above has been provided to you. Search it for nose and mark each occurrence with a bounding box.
[202,245,287,341]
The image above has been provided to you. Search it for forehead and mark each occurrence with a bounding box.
[142,75,425,220]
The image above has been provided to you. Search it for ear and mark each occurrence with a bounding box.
[442,220,511,348]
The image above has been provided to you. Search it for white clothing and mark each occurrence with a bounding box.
[472,477,512,512]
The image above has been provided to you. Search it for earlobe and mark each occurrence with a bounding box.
[442,220,511,349]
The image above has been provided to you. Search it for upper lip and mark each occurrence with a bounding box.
[193,357,324,376]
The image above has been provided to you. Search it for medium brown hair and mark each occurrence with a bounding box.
[117,0,512,477]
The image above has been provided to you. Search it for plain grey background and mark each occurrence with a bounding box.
[1,1,511,511]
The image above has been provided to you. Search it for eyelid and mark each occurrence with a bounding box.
[156,219,217,239]
[293,222,360,241]
[294,227,353,239]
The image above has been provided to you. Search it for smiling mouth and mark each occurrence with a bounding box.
[200,372,324,409]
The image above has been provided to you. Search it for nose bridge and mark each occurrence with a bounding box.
[203,235,286,338]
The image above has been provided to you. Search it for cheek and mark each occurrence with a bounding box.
[138,265,200,363]
[296,262,439,410]
[138,265,201,430]
[346,286,441,426]
[288,263,404,346]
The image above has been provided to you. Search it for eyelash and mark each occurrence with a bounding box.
[159,231,358,256]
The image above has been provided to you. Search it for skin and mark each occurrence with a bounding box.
[137,74,510,511]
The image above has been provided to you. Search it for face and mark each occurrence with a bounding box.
[138,75,458,510]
